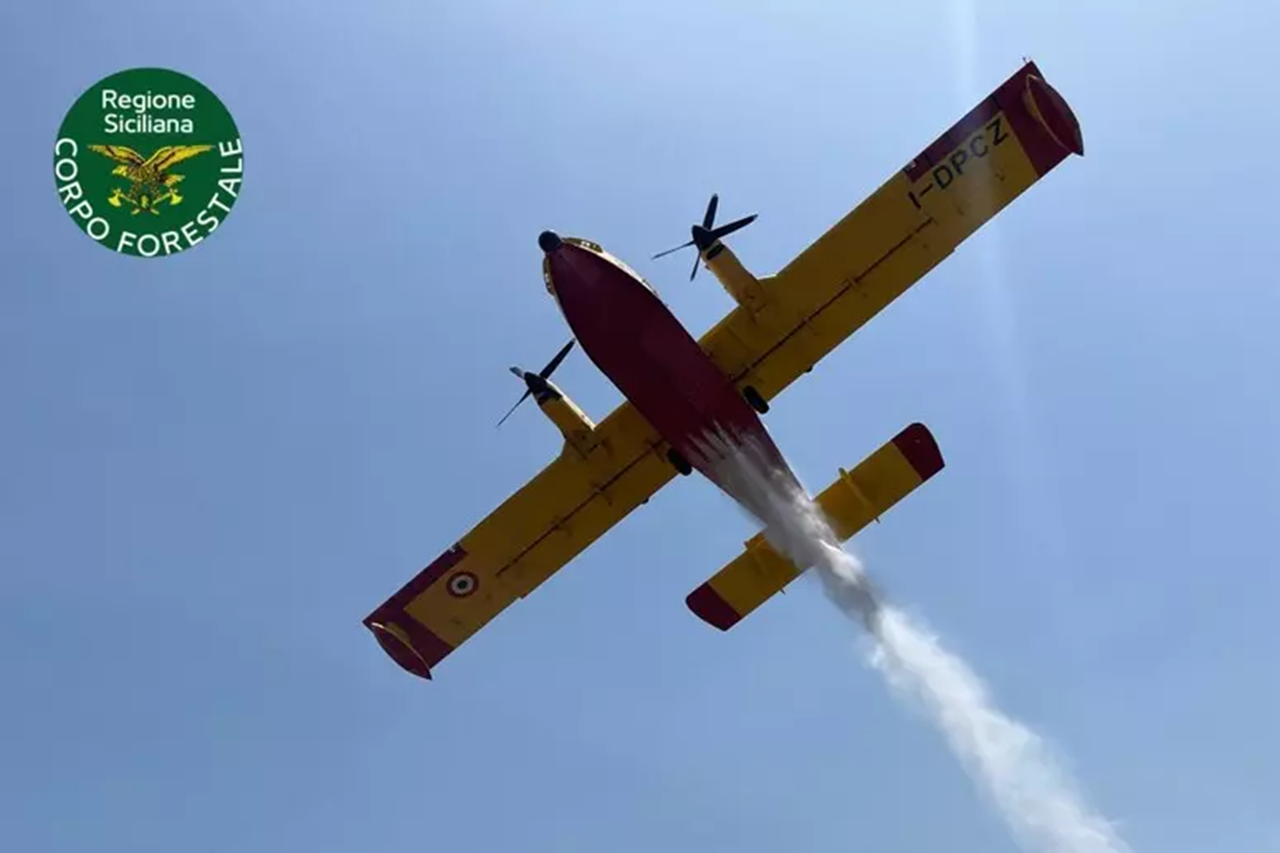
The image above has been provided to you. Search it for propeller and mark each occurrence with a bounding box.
[496,338,576,427]
[652,193,758,280]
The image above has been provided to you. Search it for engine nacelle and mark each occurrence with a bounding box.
[703,240,768,311]
[525,372,597,455]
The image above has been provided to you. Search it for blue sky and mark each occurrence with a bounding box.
[3,1,1278,851]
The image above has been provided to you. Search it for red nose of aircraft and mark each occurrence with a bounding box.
[538,230,608,304]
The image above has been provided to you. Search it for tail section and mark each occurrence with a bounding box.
[686,423,943,630]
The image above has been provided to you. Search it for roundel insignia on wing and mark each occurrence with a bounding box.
[447,571,479,598]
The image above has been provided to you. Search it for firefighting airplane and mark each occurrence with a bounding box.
[364,61,1083,680]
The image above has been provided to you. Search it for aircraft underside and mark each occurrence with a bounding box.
[540,233,804,521]
[363,60,1082,679]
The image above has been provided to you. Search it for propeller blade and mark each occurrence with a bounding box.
[508,365,525,378]
[653,194,747,277]
[709,213,758,240]
[539,339,575,378]
[496,388,532,428]
[702,193,719,230]
[652,239,695,260]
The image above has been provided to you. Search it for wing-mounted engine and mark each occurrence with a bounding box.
[497,340,597,455]
[525,371,596,454]
[653,193,769,312]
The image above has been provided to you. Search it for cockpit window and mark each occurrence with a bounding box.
[541,257,562,306]
[603,250,657,294]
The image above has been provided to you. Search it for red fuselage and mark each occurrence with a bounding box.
[542,235,796,511]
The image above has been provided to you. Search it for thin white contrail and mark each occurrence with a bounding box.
[693,432,1134,853]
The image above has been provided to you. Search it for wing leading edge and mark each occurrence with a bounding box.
[364,402,676,679]
[699,61,1082,399]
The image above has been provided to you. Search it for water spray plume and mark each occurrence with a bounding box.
[691,431,1133,853]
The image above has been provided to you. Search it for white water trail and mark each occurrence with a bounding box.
[694,433,1133,853]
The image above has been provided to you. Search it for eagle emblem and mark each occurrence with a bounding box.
[87,144,213,215]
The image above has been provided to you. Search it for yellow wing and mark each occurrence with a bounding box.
[87,144,146,167]
[698,61,1083,402]
[363,400,677,679]
[143,145,214,173]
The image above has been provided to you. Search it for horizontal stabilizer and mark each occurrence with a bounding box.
[686,423,943,630]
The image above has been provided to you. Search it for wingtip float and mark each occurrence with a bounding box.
[363,61,1082,682]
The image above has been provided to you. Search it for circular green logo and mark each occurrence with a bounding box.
[53,67,243,258]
